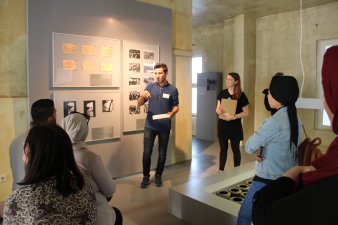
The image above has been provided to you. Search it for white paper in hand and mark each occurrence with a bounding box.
[152,114,171,120]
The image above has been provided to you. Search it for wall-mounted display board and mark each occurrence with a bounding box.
[53,91,121,141]
[53,33,121,87]
[122,41,159,132]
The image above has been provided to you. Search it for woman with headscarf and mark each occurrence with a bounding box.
[252,46,338,225]
[61,112,123,225]
[237,75,302,225]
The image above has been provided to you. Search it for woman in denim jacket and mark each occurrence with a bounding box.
[237,75,302,225]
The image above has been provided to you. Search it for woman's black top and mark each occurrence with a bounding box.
[217,89,249,140]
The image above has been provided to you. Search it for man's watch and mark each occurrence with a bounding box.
[233,115,236,120]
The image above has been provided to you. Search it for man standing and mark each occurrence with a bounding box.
[138,62,179,188]
[9,99,56,191]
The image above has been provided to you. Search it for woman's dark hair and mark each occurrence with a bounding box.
[228,72,242,100]
[19,124,84,196]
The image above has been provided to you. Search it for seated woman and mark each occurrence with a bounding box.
[3,124,96,224]
[237,75,302,225]
[252,46,338,225]
[61,112,122,225]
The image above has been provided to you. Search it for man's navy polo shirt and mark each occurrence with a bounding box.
[144,82,179,131]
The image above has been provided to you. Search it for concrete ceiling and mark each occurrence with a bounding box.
[192,0,338,28]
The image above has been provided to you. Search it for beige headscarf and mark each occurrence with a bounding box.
[60,113,88,149]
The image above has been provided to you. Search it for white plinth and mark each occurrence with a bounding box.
[169,162,256,225]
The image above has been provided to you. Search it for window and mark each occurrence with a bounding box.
[315,39,338,129]
[192,57,202,115]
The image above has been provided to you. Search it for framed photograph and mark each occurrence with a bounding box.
[129,91,140,101]
[129,63,140,73]
[129,49,141,59]
[52,32,121,87]
[53,91,121,141]
[143,76,154,85]
[144,50,154,60]
[102,100,113,112]
[122,40,159,132]
[84,100,96,117]
[129,105,140,114]
[143,63,154,74]
[129,77,140,86]
[63,101,76,117]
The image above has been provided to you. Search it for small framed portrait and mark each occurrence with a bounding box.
[102,100,113,112]
[84,100,96,117]
[63,101,76,117]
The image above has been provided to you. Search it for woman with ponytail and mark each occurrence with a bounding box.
[252,46,338,225]
[237,74,302,225]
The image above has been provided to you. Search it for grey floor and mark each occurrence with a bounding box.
[110,137,255,225]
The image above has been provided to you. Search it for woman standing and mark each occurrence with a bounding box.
[216,72,249,171]
[252,46,338,225]
[3,124,96,224]
[237,75,302,225]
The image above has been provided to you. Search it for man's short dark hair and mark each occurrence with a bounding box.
[154,62,168,73]
[31,99,55,123]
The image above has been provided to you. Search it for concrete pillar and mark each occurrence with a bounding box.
[0,0,28,201]
[234,14,256,143]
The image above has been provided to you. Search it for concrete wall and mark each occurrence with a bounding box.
[0,0,28,201]
[193,2,338,148]
[256,2,338,147]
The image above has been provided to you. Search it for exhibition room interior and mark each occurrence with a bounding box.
[1,0,338,224]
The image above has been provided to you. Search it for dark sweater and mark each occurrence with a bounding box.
[252,174,338,225]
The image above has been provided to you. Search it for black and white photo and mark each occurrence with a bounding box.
[143,103,148,114]
[63,101,76,117]
[143,63,154,74]
[129,91,140,101]
[129,49,140,59]
[84,100,96,117]
[144,50,154,59]
[129,63,140,73]
[102,100,113,112]
[143,76,154,84]
[207,78,217,91]
[129,105,140,114]
[129,77,140,86]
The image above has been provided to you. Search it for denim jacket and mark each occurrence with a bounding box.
[245,107,302,180]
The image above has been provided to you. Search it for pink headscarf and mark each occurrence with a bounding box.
[302,46,338,186]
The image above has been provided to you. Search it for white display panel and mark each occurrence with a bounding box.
[53,32,121,87]
[54,91,121,141]
[122,40,159,132]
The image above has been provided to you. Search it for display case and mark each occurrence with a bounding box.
[169,162,255,225]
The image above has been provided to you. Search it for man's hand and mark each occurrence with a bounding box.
[166,106,179,118]
[141,90,151,99]
[166,111,174,118]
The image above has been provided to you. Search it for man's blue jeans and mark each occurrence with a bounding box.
[143,127,170,177]
[237,180,267,225]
